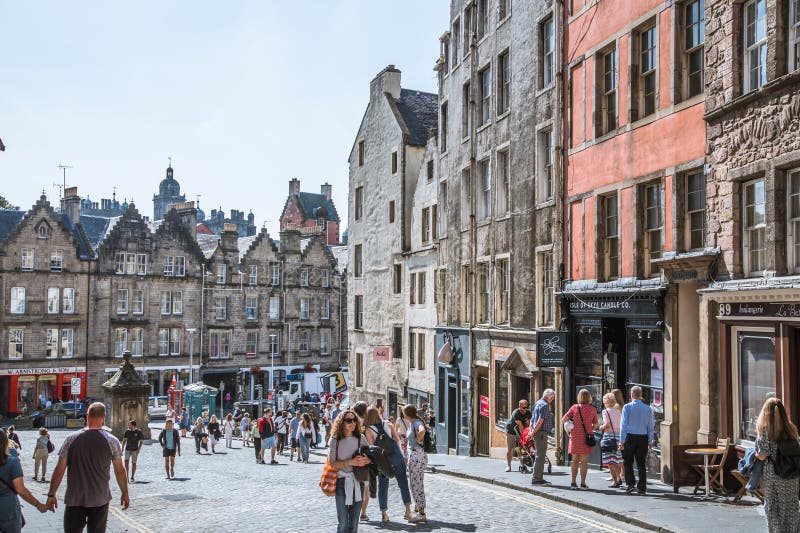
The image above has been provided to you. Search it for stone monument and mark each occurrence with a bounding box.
[102,350,151,439]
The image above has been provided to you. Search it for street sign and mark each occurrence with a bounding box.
[536,331,568,367]
[70,377,82,395]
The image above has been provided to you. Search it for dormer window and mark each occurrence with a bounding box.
[317,218,326,230]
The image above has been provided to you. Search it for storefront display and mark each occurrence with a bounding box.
[0,367,87,414]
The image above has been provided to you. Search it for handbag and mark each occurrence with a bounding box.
[319,457,339,496]
[577,406,596,447]
[563,419,574,434]
[46,437,55,453]
[600,409,618,452]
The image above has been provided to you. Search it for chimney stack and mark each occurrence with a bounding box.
[169,201,198,240]
[321,182,332,201]
[370,65,401,101]
[289,178,301,196]
[61,187,80,224]
[280,229,301,253]
[221,223,239,253]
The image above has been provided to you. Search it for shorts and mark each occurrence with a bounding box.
[124,450,139,463]
[291,438,298,448]
[163,448,177,458]
[262,436,276,449]
[506,433,518,450]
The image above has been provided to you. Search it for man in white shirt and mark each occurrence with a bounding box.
[275,411,288,456]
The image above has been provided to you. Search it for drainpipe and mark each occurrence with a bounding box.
[555,0,567,464]
[468,6,478,456]
[84,255,92,400]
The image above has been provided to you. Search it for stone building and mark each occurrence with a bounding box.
[697,0,800,450]
[153,164,186,222]
[280,179,341,246]
[80,193,129,218]
[347,65,438,415]
[434,0,562,457]
[202,208,257,237]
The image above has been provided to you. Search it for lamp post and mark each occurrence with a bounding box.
[187,328,196,384]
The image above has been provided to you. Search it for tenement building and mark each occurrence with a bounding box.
[697,0,800,451]
[561,0,708,479]
[280,178,342,245]
[348,65,438,416]
[434,0,562,457]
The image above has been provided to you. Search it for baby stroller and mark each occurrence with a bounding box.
[516,427,553,475]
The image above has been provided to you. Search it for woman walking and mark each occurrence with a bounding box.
[241,413,252,447]
[364,406,413,523]
[328,410,371,533]
[179,408,190,438]
[207,415,221,454]
[0,430,47,532]
[223,413,235,449]
[598,392,623,488]
[296,413,316,463]
[403,404,429,524]
[561,388,598,490]
[191,417,207,454]
[33,428,52,482]
[754,397,800,532]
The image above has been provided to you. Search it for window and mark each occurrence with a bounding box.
[57,288,73,315]
[497,50,511,115]
[114,252,125,274]
[684,0,705,98]
[271,264,281,285]
[136,254,147,275]
[733,330,775,442]
[214,296,227,320]
[354,187,364,220]
[8,330,23,359]
[791,0,800,72]
[354,295,364,329]
[389,200,395,223]
[417,332,426,370]
[499,0,511,21]
[538,130,554,202]
[355,352,364,387]
[409,331,416,369]
[117,289,129,314]
[50,250,63,272]
[541,16,555,87]
[788,170,800,272]
[160,291,171,315]
[126,254,135,275]
[636,24,657,119]
[460,265,471,323]
[46,328,59,358]
[115,328,128,357]
[686,171,706,250]
[493,150,509,215]
[603,195,620,280]
[598,47,618,135]
[441,103,448,152]
[477,262,490,323]
[300,298,310,320]
[37,225,49,239]
[164,256,174,276]
[538,250,554,326]
[422,207,431,243]
[477,0,488,40]
[478,66,491,126]
[132,289,144,315]
[744,0,767,92]
[321,298,330,319]
[175,256,185,277]
[21,248,33,271]
[269,296,280,320]
[427,160,434,182]
[317,217,326,231]
[391,151,398,174]
[269,334,279,356]
[246,296,258,319]
[418,272,426,305]
[410,272,417,305]
[463,5,472,56]
[299,331,310,354]
[743,178,767,275]
[432,204,438,240]
[439,181,448,236]
[461,169,471,226]
[462,82,471,138]
[644,183,664,268]
[393,326,403,359]
[48,287,60,314]
[131,328,143,357]
[169,328,181,355]
[61,328,74,358]
[216,263,227,284]
[209,330,231,359]
[393,264,402,294]
[451,19,460,67]
[436,268,447,320]
[172,292,182,315]
[10,287,25,314]
[354,244,363,277]
[358,140,365,166]
[320,330,331,355]
[442,33,450,73]
[496,258,509,324]
[495,360,509,422]
[321,269,330,288]
[478,158,491,220]
[300,268,309,287]
[245,331,258,356]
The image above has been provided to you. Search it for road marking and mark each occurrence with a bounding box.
[109,505,154,533]
[441,476,634,533]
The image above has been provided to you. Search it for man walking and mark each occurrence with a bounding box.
[530,389,555,485]
[259,409,278,465]
[159,419,181,479]
[46,402,130,533]
[121,419,143,482]
[505,399,531,472]
[619,386,655,495]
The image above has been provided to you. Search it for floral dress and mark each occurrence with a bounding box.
[754,433,800,533]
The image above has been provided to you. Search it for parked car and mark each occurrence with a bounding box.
[31,401,87,428]
[148,396,169,419]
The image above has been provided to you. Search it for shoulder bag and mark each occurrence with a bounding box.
[600,409,618,452]
[577,406,597,447]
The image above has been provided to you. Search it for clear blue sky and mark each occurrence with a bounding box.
[0,1,448,235]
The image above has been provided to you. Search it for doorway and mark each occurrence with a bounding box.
[476,369,489,456]
[448,377,458,451]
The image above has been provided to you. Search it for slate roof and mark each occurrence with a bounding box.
[329,245,349,274]
[196,234,220,259]
[396,88,438,146]
[0,210,25,248]
[78,215,119,250]
[297,192,340,223]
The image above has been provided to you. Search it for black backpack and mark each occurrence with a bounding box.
[421,424,435,454]
[772,438,800,479]
[372,424,395,456]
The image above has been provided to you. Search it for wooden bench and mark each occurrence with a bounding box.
[730,469,764,503]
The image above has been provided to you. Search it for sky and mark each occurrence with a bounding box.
[0,1,449,235]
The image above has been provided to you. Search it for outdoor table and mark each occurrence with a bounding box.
[685,447,726,498]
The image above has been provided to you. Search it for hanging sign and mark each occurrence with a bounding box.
[536,331,568,367]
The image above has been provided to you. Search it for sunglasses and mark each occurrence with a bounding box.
[343,418,357,423]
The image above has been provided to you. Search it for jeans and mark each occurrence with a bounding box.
[335,477,361,533]
[64,504,109,533]
[253,436,262,461]
[378,442,412,508]
[623,434,648,492]
[194,434,202,453]
[298,435,311,462]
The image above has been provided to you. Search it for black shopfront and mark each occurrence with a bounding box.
[559,289,665,472]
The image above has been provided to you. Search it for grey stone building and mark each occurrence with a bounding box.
[435,0,562,457]
[153,164,186,222]
[201,208,257,237]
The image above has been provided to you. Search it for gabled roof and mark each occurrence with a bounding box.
[79,215,119,250]
[240,227,279,262]
[299,233,336,267]
[297,192,340,223]
[395,88,438,146]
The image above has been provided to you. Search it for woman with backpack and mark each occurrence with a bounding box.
[296,413,316,463]
[33,427,54,482]
[402,404,429,524]
[754,397,800,532]
[364,406,412,524]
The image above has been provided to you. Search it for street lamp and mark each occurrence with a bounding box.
[187,328,197,384]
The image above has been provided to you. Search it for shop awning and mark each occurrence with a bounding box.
[500,346,537,376]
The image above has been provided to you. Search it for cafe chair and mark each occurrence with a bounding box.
[692,437,730,495]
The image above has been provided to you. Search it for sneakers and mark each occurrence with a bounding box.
[504,465,512,472]
[270,460,279,465]
[625,486,637,494]
[570,483,579,490]
[404,510,414,522]
[409,513,427,524]
[381,510,390,524]
[531,479,551,485]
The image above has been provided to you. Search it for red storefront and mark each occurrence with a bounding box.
[0,366,87,415]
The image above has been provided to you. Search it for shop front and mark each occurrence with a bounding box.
[0,366,87,415]
[434,327,471,456]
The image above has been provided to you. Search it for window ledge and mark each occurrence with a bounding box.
[476,122,492,134]
[494,214,511,222]
[476,219,492,228]
[536,84,554,98]
[672,93,704,113]
[461,136,471,144]
[497,15,511,29]
[496,110,510,122]
[629,112,659,129]
[536,199,556,209]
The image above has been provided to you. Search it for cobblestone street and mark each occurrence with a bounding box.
[17,428,643,532]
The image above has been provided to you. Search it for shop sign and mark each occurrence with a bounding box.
[373,346,391,361]
[479,395,489,417]
[567,297,660,317]
[718,302,800,319]
[0,366,83,376]
[536,331,568,367]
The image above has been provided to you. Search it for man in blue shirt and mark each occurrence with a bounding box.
[619,386,655,494]
[530,389,556,485]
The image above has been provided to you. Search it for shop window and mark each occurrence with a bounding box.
[685,171,706,250]
[743,0,767,93]
[743,178,767,276]
[495,360,509,423]
[787,169,800,272]
[477,262,490,324]
[574,325,603,411]
[626,326,665,436]
[733,330,775,443]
